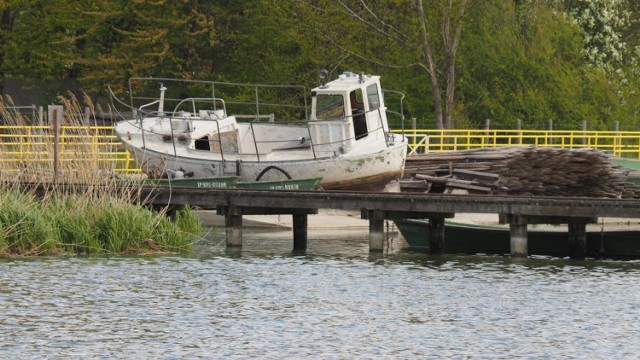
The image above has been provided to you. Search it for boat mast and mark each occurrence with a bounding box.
[158,83,167,116]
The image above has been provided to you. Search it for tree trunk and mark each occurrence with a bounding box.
[443,0,469,129]
[416,0,444,129]
[416,0,472,130]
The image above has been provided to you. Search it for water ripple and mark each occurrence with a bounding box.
[0,250,639,358]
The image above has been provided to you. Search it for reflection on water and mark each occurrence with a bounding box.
[1,229,639,358]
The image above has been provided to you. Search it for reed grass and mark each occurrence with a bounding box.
[0,190,58,256]
[0,93,203,257]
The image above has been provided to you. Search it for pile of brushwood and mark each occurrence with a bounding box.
[401,147,640,198]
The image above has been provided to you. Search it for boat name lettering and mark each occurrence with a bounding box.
[269,184,300,190]
[197,181,228,188]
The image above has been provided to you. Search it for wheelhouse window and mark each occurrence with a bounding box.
[351,89,368,140]
[366,84,381,110]
[315,94,345,120]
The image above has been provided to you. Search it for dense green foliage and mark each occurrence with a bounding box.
[0,0,638,130]
[458,1,618,129]
[0,189,202,257]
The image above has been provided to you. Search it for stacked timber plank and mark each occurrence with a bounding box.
[401,147,640,198]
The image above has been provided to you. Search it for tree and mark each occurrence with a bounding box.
[457,1,620,129]
[563,0,632,73]
[277,0,476,129]
[611,0,640,129]
[1,0,637,129]
[560,0,640,128]
[77,0,217,94]
[0,0,84,95]
[207,0,318,85]
[0,0,22,94]
[413,0,475,129]
[0,0,219,98]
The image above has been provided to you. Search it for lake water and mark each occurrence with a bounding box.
[1,228,639,359]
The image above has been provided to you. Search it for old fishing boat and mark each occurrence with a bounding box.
[395,217,640,259]
[113,71,407,191]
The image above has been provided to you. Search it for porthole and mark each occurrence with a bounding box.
[177,135,189,145]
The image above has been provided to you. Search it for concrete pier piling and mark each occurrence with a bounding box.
[428,217,445,254]
[509,214,529,257]
[367,210,386,253]
[568,221,587,260]
[292,214,308,250]
[225,213,243,247]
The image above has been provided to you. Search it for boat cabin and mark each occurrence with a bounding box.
[123,71,394,159]
[309,71,389,154]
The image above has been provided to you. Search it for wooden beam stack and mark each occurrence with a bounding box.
[402,147,640,198]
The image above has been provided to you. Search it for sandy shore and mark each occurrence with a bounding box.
[194,210,640,234]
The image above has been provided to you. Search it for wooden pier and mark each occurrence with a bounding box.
[140,186,640,259]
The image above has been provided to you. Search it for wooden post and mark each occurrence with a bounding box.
[614,121,620,156]
[38,106,44,126]
[428,217,445,254]
[48,106,63,183]
[568,222,586,260]
[53,109,59,183]
[509,214,528,257]
[292,214,308,250]
[166,205,186,221]
[368,210,385,253]
[84,107,91,126]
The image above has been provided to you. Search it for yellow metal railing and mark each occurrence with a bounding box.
[3,126,640,177]
[393,129,640,158]
[0,125,140,175]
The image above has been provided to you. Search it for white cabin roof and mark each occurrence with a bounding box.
[312,72,380,94]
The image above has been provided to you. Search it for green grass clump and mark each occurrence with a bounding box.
[0,189,203,257]
[154,207,204,251]
[0,191,58,256]
[45,194,102,254]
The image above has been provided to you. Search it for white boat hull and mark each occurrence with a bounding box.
[120,133,407,191]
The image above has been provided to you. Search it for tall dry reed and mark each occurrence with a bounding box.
[0,93,202,257]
